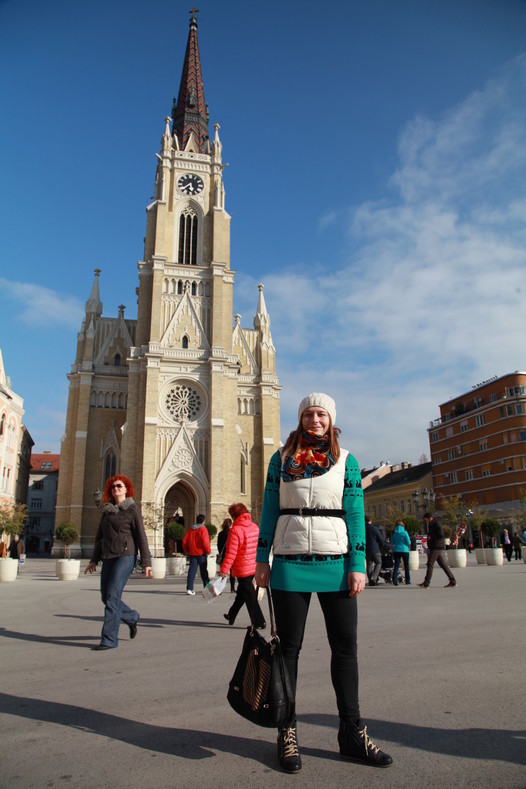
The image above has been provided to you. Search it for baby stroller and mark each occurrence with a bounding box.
[379,545,405,585]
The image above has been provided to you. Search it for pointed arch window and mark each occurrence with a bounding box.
[182,335,189,349]
[104,450,117,482]
[178,208,198,265]
[0,413,5,438]
[114,353,121,367]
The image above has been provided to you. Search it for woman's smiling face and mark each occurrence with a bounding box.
[301,406,330,436]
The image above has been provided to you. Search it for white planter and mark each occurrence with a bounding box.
[475,548,486,565]
[166,556,186,575]
[207,554,217,579]
[55,559,80,581]
[0,558,19,582]
[150,557,167,579]
[408,550,420,571]
[447,549,467,568]
[485,547,503,566]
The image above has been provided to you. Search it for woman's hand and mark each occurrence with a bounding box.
[348,571,366,597]
[84,562,97,574]
[254,561,270,588]
[144,567,153,578]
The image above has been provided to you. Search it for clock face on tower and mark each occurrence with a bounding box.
[177,173,204,196]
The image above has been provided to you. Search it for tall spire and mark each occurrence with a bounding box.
[172,8,209,152]
[85,268,102,317]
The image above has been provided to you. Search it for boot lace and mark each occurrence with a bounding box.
[359,726,381,757]
[281,727,299,758]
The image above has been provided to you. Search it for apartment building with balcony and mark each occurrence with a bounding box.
[428,372,526,514]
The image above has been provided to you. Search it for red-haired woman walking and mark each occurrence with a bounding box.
[219,503,265,629]
[85,475,152,650]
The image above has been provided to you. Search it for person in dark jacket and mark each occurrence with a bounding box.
[217,517,235,592]
[365,516,385,586]
[85,475,152,649]
[418,512,457,589]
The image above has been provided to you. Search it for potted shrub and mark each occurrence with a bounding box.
[440,496,471,568]
[0,502,27,583]
[165,519,187,575]
[54,523,81,580]
[481,519,504,565]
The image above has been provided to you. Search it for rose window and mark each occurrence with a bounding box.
[164,385,202,422]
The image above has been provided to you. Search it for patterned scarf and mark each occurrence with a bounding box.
[281,431,335,482]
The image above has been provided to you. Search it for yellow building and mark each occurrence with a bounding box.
[55,13,281,557]
[363,462,434,528]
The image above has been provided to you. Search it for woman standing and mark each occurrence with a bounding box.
[85,475,152,650]
[391,519,411,585]
[255,393,392,773]
[219,504,265,629]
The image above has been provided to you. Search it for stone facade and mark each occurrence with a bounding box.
[55,14,281,557]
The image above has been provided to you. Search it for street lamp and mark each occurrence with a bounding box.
[93,489,102,508]
[412,487,435,514]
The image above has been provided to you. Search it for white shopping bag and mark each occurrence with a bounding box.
[202,575,227,601]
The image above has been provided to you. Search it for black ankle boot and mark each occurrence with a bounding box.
[277,725,302,773]
[338,721,393,767]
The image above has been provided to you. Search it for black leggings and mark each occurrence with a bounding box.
[271,589,360,726]
[227,575,265,628]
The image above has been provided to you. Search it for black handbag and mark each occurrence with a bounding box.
[227,586,294,728]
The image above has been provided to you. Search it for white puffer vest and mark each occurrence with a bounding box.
[273,449,349,555]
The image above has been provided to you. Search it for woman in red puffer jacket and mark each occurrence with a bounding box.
[219,503,266,629]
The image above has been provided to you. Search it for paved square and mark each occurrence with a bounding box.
[1,556,524,788]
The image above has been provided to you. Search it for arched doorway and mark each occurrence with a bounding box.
[164,481,196,536]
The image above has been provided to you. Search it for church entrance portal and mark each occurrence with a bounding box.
[164,481,196,539]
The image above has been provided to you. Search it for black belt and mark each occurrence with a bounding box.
[274,553,350,561]
[279,508,346,517]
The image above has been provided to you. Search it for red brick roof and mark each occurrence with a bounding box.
[30,453,60,472]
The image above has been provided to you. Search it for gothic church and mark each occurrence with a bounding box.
[55,12,281,556]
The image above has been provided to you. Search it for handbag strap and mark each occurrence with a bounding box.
[253,585,277,637]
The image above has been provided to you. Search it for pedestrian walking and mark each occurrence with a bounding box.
[85,475,152,650]
[182,514,210,594]
[418,512,457,589]
[391,519,411,585]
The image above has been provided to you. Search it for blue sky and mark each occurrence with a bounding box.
[1,0,526,469]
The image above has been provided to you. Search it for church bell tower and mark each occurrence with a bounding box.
[118,10,281,535]
[55,11,281,555]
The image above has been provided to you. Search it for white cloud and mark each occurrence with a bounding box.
[0,278,83,327]
[244,54,526,468]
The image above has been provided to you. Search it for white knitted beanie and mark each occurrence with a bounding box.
[297,392,336,424]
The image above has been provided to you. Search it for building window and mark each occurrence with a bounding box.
[178,210,198,265]
[475,414,485,427]
[506,386,526,397]
[400,500,405,513]
[104,451,117,481]
[520,431,526,442]
[489,393,497,402]
[460,422,469,432]
[448,449,456,460]
[31,498,43,509]
[431,432,439,443]
[465,470,474,481]
[481,467,492,477]
[446,427,453,438]
[33,481,44,490]
[182,335,189,349]
[0,413,5,437]
[449,472,457,483]
[517,404,524,415]
[479,441,488,451]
